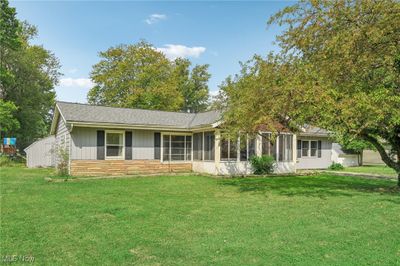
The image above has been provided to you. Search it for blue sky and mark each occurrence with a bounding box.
[11,1,292,103]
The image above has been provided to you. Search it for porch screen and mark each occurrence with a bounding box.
[204,132,215,160]
[163,134,191,161]
[261,133,276,159]
[193,133,203,160]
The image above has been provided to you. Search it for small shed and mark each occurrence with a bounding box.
[24,136,56,168]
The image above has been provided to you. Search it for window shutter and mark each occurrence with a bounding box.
[97,130,105,160]
[297,140,302,158]
[154,132,161,159]
[125,131,132,160]
[318,140,322,158]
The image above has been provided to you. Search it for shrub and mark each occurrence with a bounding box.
[54,145,69,177]
[329,162,344,170]
[250,155,276,175]
[0,154,24,167]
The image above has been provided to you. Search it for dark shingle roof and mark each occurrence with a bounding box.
[56,101,221,129]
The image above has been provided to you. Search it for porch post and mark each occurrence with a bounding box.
[256,133,262,156]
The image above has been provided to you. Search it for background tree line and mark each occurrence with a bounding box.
[88,41,211,113]
[0,0,60,150]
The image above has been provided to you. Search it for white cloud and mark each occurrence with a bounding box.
[156,44,206,60]
[67,68,78,74]
[59,78,94,89]
[145,14,167,25]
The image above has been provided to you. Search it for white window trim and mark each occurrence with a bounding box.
[299,140,319,158]
[105,130,125,160]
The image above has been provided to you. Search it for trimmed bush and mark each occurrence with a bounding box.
[329,162,344,170]
[250,155,276,175]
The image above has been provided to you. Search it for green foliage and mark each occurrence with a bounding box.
[55,144,69,177]
[88,41,210,112]
[250,155,276,175]
[0,154,24,167]
[219,0,400,182]
[0,0,60,150]
[0,100,19,135]
[329,162,345,171]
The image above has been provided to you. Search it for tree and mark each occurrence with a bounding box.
[0,0,60,150]
[0,100,19,137]
[219,0,400,185]
[88,41,210,112]
[0,0,21,97]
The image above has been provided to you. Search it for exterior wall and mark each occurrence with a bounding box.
[192,161,217,175]
[25,136,56,168]
[296,137,332,169]
[363,149,386,165]
[331,143,359,167]
[54,117,71,167]
[70,160,192,176]
[70,127,156,160]
[192,161,295,176]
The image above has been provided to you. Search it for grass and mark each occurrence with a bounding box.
[1,167,399,265]
[338,165,397,177]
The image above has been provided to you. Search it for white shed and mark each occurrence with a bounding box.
[24,136,56,168]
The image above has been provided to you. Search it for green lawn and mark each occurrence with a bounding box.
[339,165,397,177]
[1,167,399,265]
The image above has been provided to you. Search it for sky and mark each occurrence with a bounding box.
[11,1,292,103]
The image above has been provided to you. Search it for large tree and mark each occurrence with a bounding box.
[88,41,211,112]
[219,0,400,185]
[0,0,60,150]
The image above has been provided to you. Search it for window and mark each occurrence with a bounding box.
[204,132,215,160]
[105,131,124,159]
[221,138,237,161]
[193,133,203,160]
[162,134,191,161]
[298,140,322,158]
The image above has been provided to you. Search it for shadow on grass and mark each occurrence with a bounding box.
[219,175,399,198]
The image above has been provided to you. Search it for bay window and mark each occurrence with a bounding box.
[105,130,124,159]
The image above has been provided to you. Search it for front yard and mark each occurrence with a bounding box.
[338,165,397,177]
[1,167,399,265]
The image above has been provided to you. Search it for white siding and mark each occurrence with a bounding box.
[71,127,97,160]
[25,136,56,168]
[132,130,155,160]
[54,117,71,166]
[70,127,155,160]
[331,143,359,167]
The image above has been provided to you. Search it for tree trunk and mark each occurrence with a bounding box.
[398,173,400,187]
